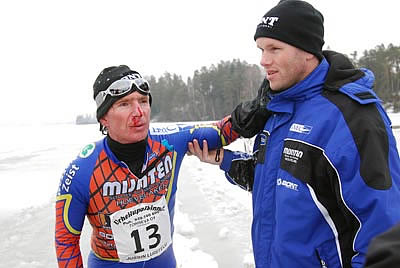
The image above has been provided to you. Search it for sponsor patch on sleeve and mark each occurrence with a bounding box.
[149,124,181,135]
[79,143,96,158]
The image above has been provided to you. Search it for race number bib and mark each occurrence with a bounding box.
[110,196,172,263]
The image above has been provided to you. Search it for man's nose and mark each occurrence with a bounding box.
[260,54,272,67]
[132,103,143,117]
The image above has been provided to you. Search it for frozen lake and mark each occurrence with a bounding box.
[0,122,254,268]
[1,115,400,268]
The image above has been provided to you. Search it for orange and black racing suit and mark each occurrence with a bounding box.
[55,117,238,268]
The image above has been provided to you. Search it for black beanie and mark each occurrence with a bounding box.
[93,65,152,121]
[254,0,324,60]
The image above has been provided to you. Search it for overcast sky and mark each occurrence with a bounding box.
[1,0,399,125]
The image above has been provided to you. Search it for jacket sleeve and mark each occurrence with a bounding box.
[218,131,266,192]
[159,115,239,152]
[55,157,91,268]
[327,118,400,267]
[189,115,239,149]
[220,149,255,192]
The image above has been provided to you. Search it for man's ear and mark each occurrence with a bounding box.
[305,51,315,61]
[99,116,108,128]
[305,53,320,68]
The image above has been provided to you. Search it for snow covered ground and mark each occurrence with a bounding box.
[1,114,400,268]
[0,122,253,268]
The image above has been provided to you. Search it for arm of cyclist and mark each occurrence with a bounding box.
[55,198,84,268]
[163,115,239,153]
[55,161,89,268]
[187,115,239,149]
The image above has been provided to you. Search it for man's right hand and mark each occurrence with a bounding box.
[187,139,223,165]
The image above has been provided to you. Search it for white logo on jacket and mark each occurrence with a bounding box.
[289,123,313,134]
[150,124,180,135]
[277,178,298,191]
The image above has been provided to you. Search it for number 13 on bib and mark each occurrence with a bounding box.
[110,196,172,263]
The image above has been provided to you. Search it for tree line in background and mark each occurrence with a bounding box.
[351,44,400,112]
[149,59,264,122]
[76,43,400,124]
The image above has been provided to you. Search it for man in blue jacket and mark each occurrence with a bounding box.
[188,1,400,267]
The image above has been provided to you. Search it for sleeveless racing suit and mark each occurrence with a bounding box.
[55,117,238,268]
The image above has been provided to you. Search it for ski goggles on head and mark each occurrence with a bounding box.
[95,75,150,108]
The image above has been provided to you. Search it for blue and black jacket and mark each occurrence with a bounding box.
[221,51,400,268]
